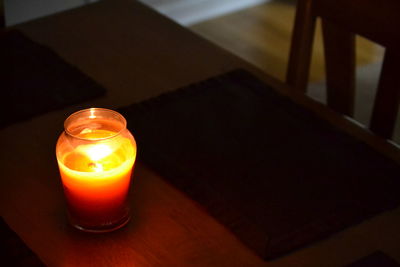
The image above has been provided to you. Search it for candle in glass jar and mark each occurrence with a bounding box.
[56,108,137,232]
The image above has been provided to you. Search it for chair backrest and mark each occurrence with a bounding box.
[286,0,400,140]
[0,0,4,28]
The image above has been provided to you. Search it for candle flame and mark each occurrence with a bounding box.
[88,162,104,172]
[84,144,113,161]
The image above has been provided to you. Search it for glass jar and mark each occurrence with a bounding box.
[56,108,137,232]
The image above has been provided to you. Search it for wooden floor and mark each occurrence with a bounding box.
[190,0,384,83]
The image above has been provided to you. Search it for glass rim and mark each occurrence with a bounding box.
[64,108,127,141]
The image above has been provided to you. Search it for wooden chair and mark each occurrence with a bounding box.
[0,0,4,28]
[286,0,400,139]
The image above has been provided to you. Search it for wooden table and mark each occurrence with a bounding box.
[1,0,399,266]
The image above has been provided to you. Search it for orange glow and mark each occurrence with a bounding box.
[57,129,136,229]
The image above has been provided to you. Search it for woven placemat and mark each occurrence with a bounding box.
[119,69,400,259]
[0,30,106,128]
[345,251,400,267]
[1,217,45,266]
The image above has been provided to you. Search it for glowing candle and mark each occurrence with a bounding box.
[56,108,137,232]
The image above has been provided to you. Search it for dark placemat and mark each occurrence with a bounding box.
[345,251,400,267]
[0,30,106,128]
[119,69,400,260]
[1,217,46,266]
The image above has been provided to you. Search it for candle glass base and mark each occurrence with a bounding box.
[69,212,131,233]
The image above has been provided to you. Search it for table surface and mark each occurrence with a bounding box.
[1,0,400,266]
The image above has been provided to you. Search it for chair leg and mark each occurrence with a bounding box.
[286,0,316,93]
[370,49,400,139]
[0,0,4,28]
[322,19,356,117]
